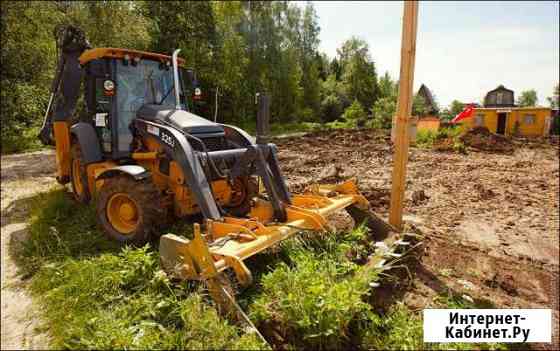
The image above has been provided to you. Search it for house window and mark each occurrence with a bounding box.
[523,114,536,125]
[474,113,485,126]
[496,92,504,105]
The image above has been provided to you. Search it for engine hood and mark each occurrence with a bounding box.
[137,104,224,135]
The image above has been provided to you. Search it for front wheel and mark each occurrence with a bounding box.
[96,176,165,246]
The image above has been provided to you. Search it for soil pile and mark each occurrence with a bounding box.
[459,127,514,153]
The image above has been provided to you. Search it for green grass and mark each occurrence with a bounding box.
[19,189,265,350]
[19,189,516,350]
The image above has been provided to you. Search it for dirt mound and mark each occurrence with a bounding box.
[432,137,454,152]
[459,127,514,153]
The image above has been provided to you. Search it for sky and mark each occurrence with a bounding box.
[302,1,559,108]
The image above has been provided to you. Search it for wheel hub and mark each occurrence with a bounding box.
[107,193,139,234]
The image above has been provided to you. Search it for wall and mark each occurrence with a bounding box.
[417,116,440,132]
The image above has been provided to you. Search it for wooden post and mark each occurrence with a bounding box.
[389,1,419,230]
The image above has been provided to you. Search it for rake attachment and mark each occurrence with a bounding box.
[159,179,416,312]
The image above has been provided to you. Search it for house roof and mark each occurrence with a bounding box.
[485,84,514,95]
[417,84,438,113]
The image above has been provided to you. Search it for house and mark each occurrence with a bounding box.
[459,85,552,137]
[417,116,440,132]
[416,84,440,132]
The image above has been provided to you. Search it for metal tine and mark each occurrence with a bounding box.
[375,259,387,268]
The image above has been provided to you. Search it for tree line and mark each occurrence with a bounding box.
[2,1,558,152]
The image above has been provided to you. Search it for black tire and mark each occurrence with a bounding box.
[96,176,165,246]
[70,143,91,204]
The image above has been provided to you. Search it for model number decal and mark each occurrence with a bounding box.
[147,125,159,136]
[161,131,175,148]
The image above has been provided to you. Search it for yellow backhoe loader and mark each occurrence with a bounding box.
[39,25,412,311]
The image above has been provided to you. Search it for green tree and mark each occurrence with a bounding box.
[377,71,397,100]
[1,1,63,152]
[320,74,349,122]
[329,57,342,81]
[371,96,396,129]
[439,108,453,122]
[142,1,217,118]
[63,2,150,49]
[337,37,378,109]
[298,3,321,120]
[341,100,366,127]
[517,89,538,107]
[412,94,429,116]
[213,1,249,122]
[449,100,465,116]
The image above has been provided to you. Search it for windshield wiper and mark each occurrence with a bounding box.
[157,85,173,105]
[147,70,157,104]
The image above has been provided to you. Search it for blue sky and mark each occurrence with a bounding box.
[303,1,559,108]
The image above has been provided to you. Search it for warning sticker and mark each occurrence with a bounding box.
[95,113,108,127]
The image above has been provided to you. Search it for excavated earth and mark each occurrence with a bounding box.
[1,128,559,349]
[275,128,559,348]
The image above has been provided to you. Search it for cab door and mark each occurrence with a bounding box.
[85,59,115,154]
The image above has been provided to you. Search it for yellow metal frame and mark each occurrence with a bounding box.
[79,47,187,66]
[53,121,71,181]
[159,180,371,288]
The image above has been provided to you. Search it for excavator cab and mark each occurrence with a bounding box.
[82,49,200,158]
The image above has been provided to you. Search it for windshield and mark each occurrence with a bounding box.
[116,59,187,152]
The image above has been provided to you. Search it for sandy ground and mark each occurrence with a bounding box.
[1,150,57,350]
[1,130,558,349]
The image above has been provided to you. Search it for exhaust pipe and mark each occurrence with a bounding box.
[172,49,182,110]
[255,92,270,145]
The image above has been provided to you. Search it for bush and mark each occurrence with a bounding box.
[342,100,367,124]
[1,126,45,155]
[415,126,464,151]
[415,130,438,148]
[320,94,344,122]
[249,227,382,349]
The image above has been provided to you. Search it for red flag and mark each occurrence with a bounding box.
[451,104,475,123]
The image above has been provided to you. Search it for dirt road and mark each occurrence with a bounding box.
[1,129,558,349]
[1,150,57,350]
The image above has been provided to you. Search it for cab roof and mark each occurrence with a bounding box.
[79,47,186,66]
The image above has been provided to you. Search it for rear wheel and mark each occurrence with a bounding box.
[70,143,91,204]
[97,176,165,246]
